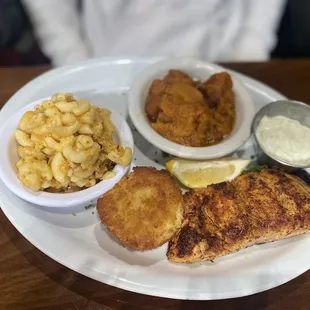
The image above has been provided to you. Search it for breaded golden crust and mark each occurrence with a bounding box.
[163,70,195,86]
[145,70,235,147]
[97,167,184,251]
[168,169,310,263]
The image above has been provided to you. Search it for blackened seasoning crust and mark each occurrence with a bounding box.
[167,169,310,263]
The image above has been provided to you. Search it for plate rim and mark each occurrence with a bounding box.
[3,57,306,301]
[2,191,310,301]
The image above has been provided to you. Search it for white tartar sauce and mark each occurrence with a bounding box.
[256,115,310,166]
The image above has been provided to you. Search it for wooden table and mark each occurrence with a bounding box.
[1,60,310,310]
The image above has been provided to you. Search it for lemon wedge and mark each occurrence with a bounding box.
[166,158,250,188]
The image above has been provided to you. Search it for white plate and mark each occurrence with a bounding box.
[1,57,310,301]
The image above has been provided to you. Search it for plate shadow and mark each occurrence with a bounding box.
[94,223,165,267]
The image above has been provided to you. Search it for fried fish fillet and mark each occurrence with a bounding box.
[97,167,184,251]
[168,169,310,263]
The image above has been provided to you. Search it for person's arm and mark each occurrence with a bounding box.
[230,0,286,61]
[22,0,90,67]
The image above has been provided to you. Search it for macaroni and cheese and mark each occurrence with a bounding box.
[15,93,132,192]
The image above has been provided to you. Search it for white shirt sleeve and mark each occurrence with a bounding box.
[230,0,286,61]
[22,0,91,67]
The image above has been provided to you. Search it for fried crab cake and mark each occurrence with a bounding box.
[97,167,184,251]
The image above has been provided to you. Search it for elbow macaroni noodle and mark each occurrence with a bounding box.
[15,93,132,192]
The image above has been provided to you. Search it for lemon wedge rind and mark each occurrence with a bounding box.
[166,158,250,188]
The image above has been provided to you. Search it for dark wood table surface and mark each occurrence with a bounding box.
[1,60,310,310]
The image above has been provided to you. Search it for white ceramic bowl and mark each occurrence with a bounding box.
[0,98,134,208]
[128,58,256,159]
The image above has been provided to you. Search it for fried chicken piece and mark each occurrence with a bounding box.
[145,79,168,121]
[152,104,212,147]
[163,70,195,86]
[145,78,204,122]
[199,72,233,109]
[200,72,236,142]
[149,83,208,146]
[97,167,184,251]
[145,70,195,121]
[168,169,310,263]
[145,70,236,147]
